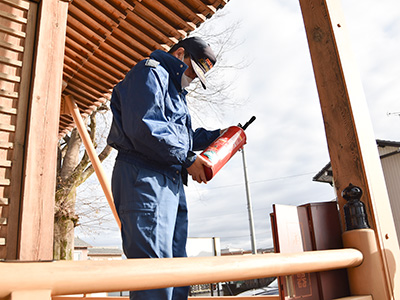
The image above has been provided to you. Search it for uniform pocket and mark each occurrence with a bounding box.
[119,167,165,213]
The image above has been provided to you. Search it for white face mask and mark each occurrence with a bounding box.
[181,73,194,89]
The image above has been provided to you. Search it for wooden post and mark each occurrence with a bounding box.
[299,0,400,297]
[18,0,69,261]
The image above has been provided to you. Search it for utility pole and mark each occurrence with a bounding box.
[241,146,257,254]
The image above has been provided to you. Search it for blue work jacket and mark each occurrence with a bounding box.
[107,50,220,183]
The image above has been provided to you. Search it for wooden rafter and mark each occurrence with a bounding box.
[59,0,229,138]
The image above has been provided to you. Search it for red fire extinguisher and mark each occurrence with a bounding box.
[200,116,256,181]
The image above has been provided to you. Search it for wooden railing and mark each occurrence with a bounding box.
[52,297,278,300]
[0,249,362,299]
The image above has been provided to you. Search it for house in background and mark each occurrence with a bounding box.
[313,139,400,242]
[73,237,123,261]
[73,237,91,261]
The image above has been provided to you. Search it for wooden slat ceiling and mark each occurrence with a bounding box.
[59,0,228,138]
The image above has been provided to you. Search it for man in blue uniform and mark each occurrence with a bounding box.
[107,37,221,300]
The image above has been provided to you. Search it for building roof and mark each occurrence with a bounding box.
[312,161,334,185]
[376,139,400,148]
[88,247,123,256]
[313,139,400,184]
[74,237,123,256]
[74,237,93,248]
[59,0,229,138]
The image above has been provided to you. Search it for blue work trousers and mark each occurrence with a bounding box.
[112,158,190,300]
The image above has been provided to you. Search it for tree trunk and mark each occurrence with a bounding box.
[53,109,113,260]
[54,129,81,260]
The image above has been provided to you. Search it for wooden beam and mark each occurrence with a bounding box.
[10,290,51,300]
[298,0,400,297]
[18,0,69,261]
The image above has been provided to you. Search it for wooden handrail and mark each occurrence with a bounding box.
[64,95,121,229]
[0,249,362,297]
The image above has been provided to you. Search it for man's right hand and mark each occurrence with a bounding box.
[186,155,212,184]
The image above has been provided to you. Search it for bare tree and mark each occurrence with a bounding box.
[186,13,249,126]
[54,105,112,260]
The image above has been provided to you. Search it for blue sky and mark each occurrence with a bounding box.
[75,0,400,252]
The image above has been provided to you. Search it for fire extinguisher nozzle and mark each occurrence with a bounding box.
[241,116,256,130]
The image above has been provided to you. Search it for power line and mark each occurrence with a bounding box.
[186,171,317,193]
[250,171,317,184]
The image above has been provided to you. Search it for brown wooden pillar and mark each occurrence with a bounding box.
[18,0,68,261]
[299,0,399,297]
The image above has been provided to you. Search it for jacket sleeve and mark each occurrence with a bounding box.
[192,128,221,151]
[116,66,191,166]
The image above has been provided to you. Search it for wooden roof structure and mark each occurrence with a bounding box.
[60,0,228,137]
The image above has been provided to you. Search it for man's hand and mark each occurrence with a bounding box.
[187,155,212,184]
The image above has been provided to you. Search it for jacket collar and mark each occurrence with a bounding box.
[150,50,188,91]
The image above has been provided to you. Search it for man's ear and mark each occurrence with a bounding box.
[171,47,185,60]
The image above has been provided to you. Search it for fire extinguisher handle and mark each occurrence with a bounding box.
[240,116,256,131]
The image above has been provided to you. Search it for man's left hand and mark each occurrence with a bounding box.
[187,156,212,184]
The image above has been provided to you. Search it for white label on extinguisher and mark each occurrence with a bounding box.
[203,150,218,163]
